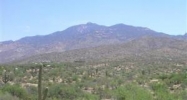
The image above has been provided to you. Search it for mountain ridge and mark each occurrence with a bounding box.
[11,36,187,64]
[0,22,186,64]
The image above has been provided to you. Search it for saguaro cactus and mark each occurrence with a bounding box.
[43,87,48,100]
[38,64,42,100]
[38,63,48,100]
[95,68,98,75]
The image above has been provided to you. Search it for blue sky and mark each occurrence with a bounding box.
[0,0,186,41]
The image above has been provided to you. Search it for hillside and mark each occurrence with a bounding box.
[0,22,187,63]
[0,23,171,64]
[12,36,187,64]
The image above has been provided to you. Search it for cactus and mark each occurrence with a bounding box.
[105,70,108,77]
[38,64,42,100]
[2,71,9,84]
[38,63,48,100]
[43,87,48,100]
[95,68,98,75]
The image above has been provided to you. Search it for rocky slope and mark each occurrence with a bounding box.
[0,23,186,64]
[11,36,187,64]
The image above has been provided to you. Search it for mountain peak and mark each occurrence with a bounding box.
[110,23,134,28]
[83,22,101,28]
[86,22,97,25]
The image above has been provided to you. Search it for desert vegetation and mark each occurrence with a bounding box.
[0,59,186,100]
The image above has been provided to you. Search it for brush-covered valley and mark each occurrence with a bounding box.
[0,58,187,100]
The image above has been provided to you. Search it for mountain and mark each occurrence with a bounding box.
[174,33,187,40]
[184,33,187,38]
[11,36,187,64]
[0,22,184,64]
[16,22,167,48]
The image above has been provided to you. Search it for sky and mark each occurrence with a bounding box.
[0,0,186,41]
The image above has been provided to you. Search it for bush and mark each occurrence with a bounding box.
[1,84,28,99]
[48,83,82,100]
[114,84,153,100]
[0,92,19,100]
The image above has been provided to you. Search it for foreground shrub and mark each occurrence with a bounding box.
[0,92,19,100]
[1,84,28,99]
[114,84,153,100]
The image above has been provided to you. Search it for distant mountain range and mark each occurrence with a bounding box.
[0,22,186,64]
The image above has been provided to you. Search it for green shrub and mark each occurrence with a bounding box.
[1,84,28,99]
[114,84,153,100]
[48,84,82,100]
[0,92,19,100]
